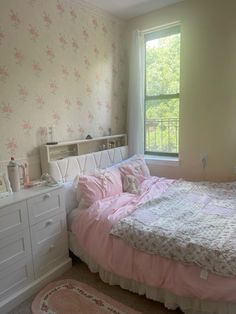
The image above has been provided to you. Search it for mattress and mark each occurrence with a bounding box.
[67,208,81,231]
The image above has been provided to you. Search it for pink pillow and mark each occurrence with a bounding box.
[78,168,123,207]
[119,155,150,183]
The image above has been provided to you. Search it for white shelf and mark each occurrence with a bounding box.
[46,134,127,147]
[40,134,127,174]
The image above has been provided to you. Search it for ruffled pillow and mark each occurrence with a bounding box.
[119,155,150,183]
[76,168,123,207]
[123,174,139,194]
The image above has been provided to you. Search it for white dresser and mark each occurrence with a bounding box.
[0,185,72,314]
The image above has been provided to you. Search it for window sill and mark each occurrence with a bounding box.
[144,155,180,167]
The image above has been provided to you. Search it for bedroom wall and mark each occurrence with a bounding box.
[127,0,236,181]
[0,0,127,178]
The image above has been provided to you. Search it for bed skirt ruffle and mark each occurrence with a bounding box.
[69,232,236,314]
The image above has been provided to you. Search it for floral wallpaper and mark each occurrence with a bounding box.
[0,0,127,178]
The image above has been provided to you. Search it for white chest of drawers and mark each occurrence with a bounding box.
[0,185,72,314]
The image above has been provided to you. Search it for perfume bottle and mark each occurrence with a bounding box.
[7,157,20,192]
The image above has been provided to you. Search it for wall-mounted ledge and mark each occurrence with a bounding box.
[145,155,180,167]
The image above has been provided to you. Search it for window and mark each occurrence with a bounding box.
[144,25,181,157]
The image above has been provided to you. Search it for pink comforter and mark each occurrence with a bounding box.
[72,177,236,303]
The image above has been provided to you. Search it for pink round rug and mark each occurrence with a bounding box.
[32,279,140,314]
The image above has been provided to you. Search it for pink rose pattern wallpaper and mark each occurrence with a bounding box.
[0,0,127,178]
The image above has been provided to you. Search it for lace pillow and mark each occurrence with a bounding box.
[119,155,150,183]
[76,168,123,207]
[123,174,139,194]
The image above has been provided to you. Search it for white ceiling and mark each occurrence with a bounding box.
[82,0,184,20]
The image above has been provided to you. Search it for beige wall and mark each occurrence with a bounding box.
[0,0,127,178]
[128,0,236,181]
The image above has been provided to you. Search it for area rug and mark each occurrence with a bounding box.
[32,279,141,314]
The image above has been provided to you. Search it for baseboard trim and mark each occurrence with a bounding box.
[0,258,72,314]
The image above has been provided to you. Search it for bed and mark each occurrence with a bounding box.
[48,148,236,314]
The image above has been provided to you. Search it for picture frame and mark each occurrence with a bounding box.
[0,172,12,198]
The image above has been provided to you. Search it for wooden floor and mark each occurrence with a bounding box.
[8,258,183,314]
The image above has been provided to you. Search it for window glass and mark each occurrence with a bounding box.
[144,25,181,156]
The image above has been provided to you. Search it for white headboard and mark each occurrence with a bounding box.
[48,146,128,183]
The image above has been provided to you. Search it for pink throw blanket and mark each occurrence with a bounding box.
[111,180,236,277]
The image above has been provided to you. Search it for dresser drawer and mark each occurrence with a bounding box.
[33,234,68,278]
[0,201,28,238]
[0,257,34,302]
[30,213,67,254]
[27,188,64,225]
[0,229,31,272]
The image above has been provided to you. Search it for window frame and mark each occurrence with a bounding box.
[144,24,181,157]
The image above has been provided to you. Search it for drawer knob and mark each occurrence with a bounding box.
[45,219,53,227]
[43,193,51,199]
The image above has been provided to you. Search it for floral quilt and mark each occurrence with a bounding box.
[110,180,236,277]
